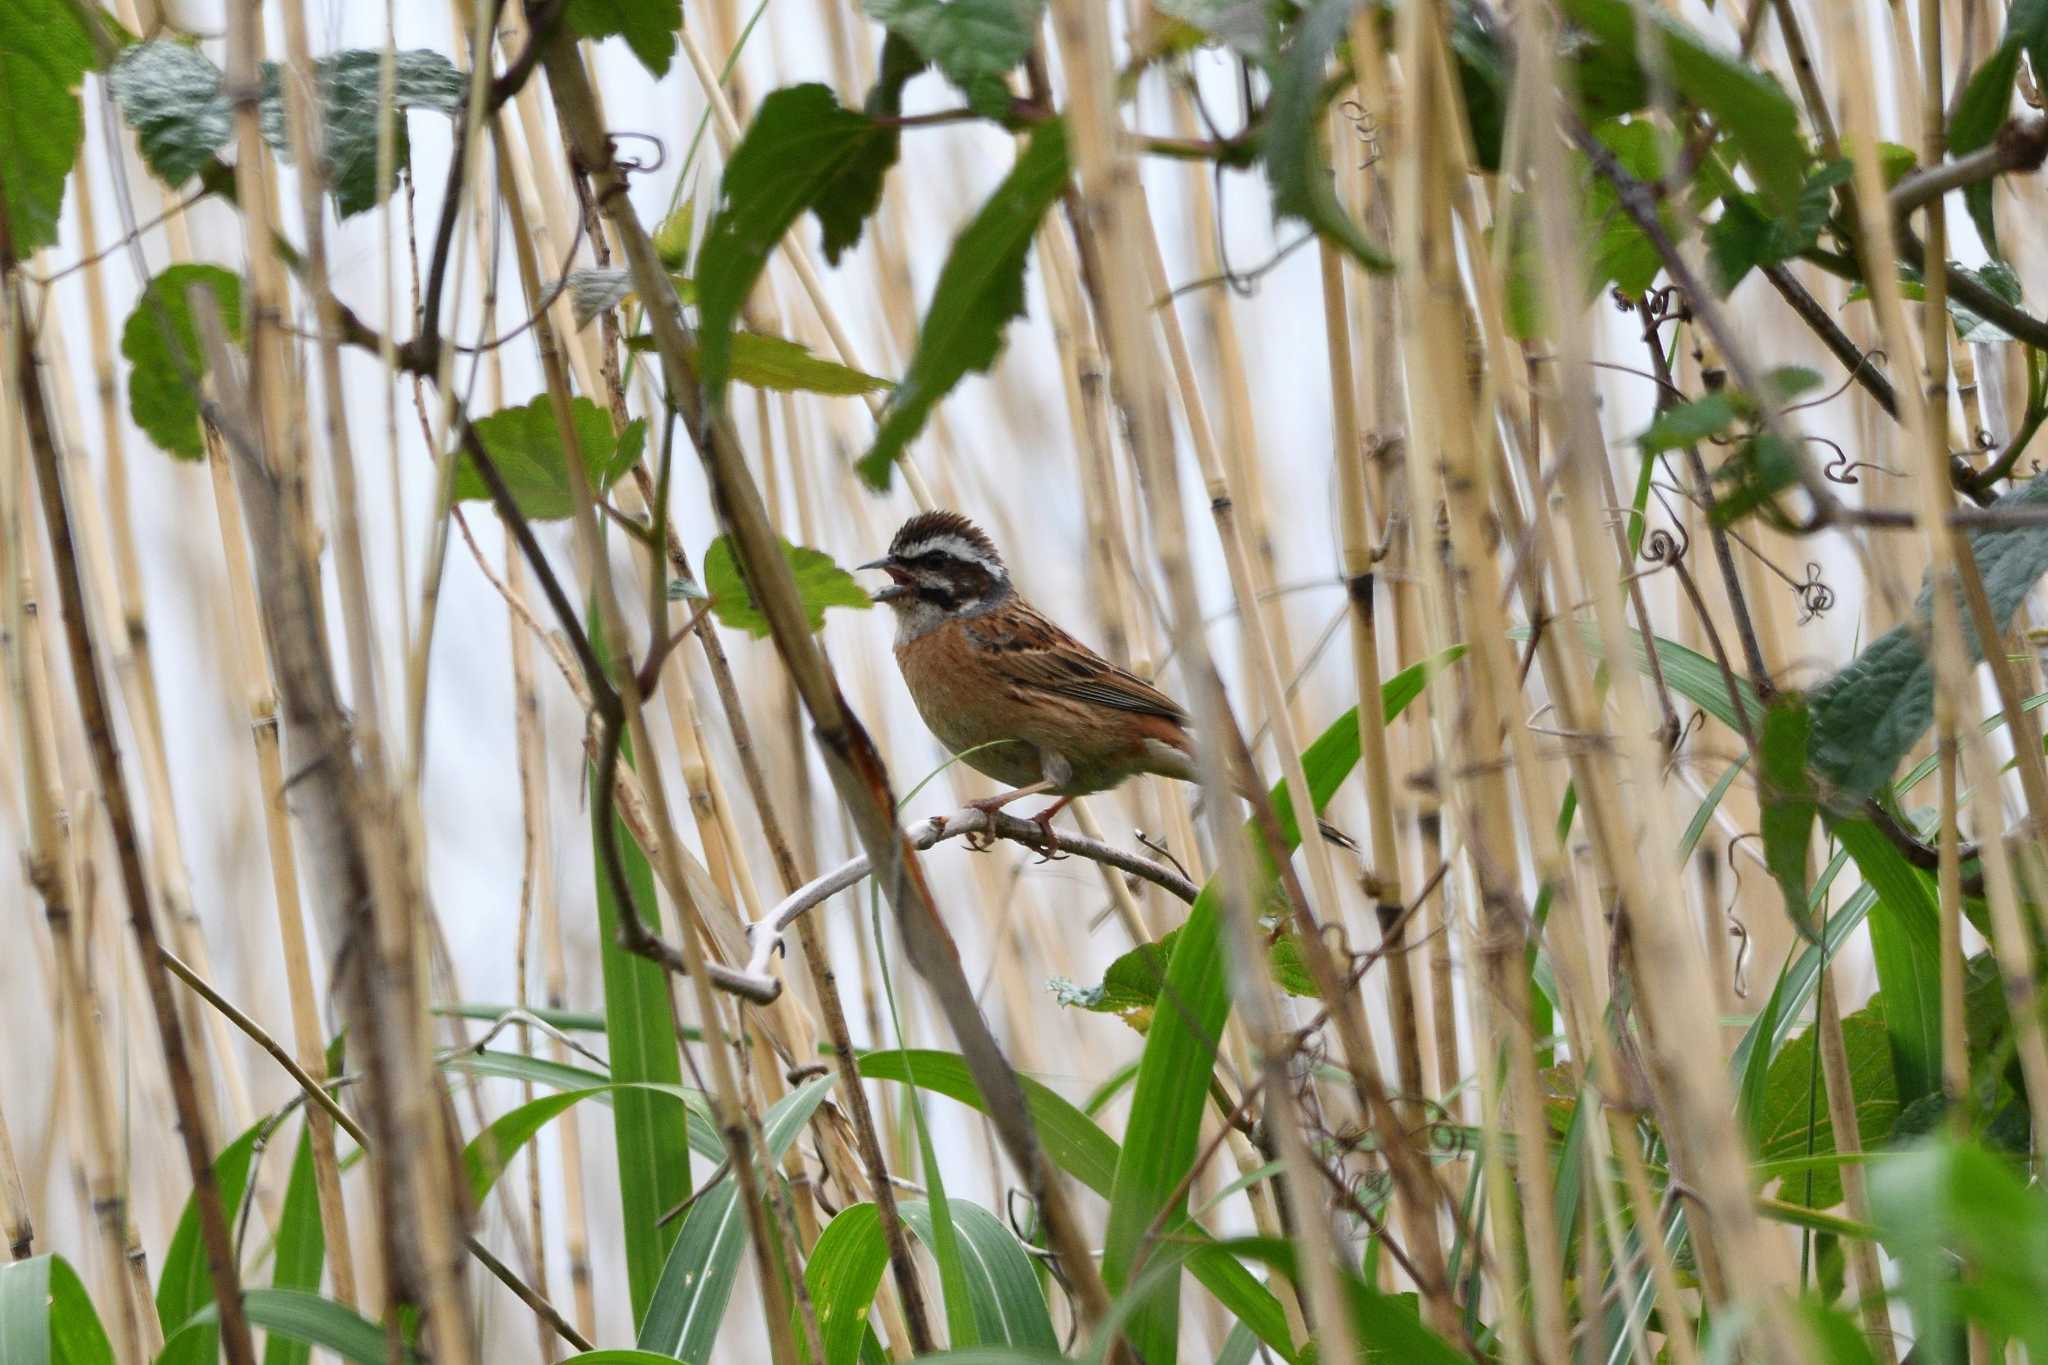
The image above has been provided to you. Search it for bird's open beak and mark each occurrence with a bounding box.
[859,555,910,603]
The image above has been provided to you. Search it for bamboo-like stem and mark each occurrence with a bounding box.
[538,34,1117,1335]
[4,261,256,1365]
[2,401,141,1363]
[0,1099,26,1260]
[1049,6,1363,1360]
[1813,948,1898,1363]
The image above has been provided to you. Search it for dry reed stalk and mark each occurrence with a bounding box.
[506,41,816,1358]
[1388,8,1568,1354]
[1048,3,1366,1358]
[0,1100,27,1259]
[1828,0,2048,1147]
[2,390,142,1364]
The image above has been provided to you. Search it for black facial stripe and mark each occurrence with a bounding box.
[916,583,957,610]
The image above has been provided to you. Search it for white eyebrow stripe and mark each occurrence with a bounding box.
[896,533,1007,579]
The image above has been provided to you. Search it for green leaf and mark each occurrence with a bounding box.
[121,263,245,460]
[810,33,925,266]
[1584,118,1668,297]
[1559,0,1806,213]
[451,394,646,521]
[158,1119,263,1362]
[1637,392,1737,454]
[696,84,896,404]
[702,533,872,637]
[442,1050,724,1160]
[855,1050,1300,1362]
[106,40,234,187]
[726,331,891,395]
[651,200,694,271]
[863,0,1039,118]
[264,1123,327,1365]
[565,0,682,77]
[1753,992,1900,1209]
[1759,694,1819,942]
[637,1075,836,1361]
[0,0,95,257]
[1220,1238,1466,1364]
[899,1201,1058,1351]
[1952,38,2023,257]
[0,1255,115,1365]
[1834,818,1945,1111]
[461,1081,725,1205]
[1709,432,1803,528]
[587,689,692,1327]
[857,119,1066,489]
[270,49,466,218]
[1263,0,1393,273]
[164,1290,410,1365]
[1809,469,2048,801]
[1872,1138,2048,1360]
[1051,925,1317,1029]
[110,43,465,217]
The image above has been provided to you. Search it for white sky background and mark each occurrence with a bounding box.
[3,0,2031,1357]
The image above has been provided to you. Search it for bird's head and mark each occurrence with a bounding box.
[861,510,1010,625]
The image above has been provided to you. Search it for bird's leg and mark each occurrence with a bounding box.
[963,781,1054,851]
[1024,796,1073,863]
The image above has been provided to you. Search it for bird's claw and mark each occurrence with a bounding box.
[1027,811,1067,863]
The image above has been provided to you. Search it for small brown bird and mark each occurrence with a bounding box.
[863,510,1345,851]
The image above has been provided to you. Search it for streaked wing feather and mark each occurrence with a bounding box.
[965,601,1188,722]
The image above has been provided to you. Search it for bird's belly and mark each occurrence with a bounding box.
[897,637,1046,787]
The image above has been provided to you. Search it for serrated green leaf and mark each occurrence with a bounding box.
[864,0,1038,117]
[107,40,233,187]
[1809,469,2048,800]
[1637,392,1737,454]
[451,394,645,521]
[1755,996,1898,1210]
[856,119,1066,488]
[0,1255,115,1365]
[703,534,872,637]
[695,84,895,403]
[1264,0,1392,273]
[1759,694,1819,942]
[0,0,95,257]
[565,0,682,77]
[1560,0,1806,213]
[811,33,925,266]
[110,42,463,217]
[121,263,245,461]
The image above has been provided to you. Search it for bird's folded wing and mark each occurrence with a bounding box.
[965,603,1189,722]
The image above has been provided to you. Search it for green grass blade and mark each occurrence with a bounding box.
[898,1200,1058,1350]
[157,1118,263,1362]
[263,1121,326,1365]
[0,1255,114,1365]
[166,1290,406,1365]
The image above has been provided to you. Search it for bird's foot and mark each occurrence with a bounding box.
[1025,800,1071,862]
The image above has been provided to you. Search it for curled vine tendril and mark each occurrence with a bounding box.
[1338,99,1382,169]
[1792,562,1835,623]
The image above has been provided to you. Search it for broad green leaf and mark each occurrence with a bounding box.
[1950,0,2048,257]
[451,394,646,521]
[899,1201,1058,1351]
[1263,0,1392,273]
[1559,0,1806,213]
[0,0,95,256]
[163,1290,407,1365]
[1709,433,1804,528]
[695,84,895,403]
[804,1200,1057,1364]
[1585,119,1668,297]
[107,40,233,187]
[1732,869,1868,1135]
[855,1049,1300,1362]
[814,33,925,265]
[724,331,890,395]
[461,1082,725,1205]
[122,264,245,460]
[1809,469,2048,801]
[264,1123,327,1365]
[587,669,692,1328]
[857,119,1067,489]
[1705,161,1850,295]
[1637,393,1737,454]
[702,533,872,636]
[110,42,465,216]
[1759,694,1819,941]
[0,1255,114,1365]
[565,0,682,77]
[1834,818,1945,1110]
[1753,993,1899,1209]
[863,0,1038,117]
[1219,1238,1466,1364]
[1872,1138,2048,1361]
[158,1119,263,1364]
[637,1075,835,1361]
